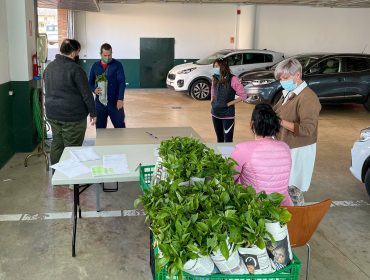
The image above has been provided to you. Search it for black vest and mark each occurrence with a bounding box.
[211,75,236,118]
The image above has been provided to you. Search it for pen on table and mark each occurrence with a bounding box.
[145,131,159,139]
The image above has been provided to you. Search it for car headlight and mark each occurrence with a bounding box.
[242,79,275,87]
[177,67,196,74]
[359,127,370,142]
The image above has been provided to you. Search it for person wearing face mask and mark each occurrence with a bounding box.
[88,43,126,128]
[231,104,293,206]
[211,58,246,142]
[44,39,96,166]
[273,58,321,205]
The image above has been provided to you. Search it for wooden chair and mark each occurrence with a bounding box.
[285,199,332,280]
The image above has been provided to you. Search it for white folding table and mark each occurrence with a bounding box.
[51,140,235,257]
[51,144,159,257]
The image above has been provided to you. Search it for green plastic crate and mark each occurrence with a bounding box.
[139,165,155,193]
[141,165,302,280]
[154,253,301,280]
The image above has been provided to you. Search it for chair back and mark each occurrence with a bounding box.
[285,199,332,247]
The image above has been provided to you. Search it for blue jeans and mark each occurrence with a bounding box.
[96,100,126,128]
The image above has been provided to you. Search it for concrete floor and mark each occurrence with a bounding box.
[0,89,369,280]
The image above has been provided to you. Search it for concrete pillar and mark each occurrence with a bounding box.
[5,0,38,152]
[236,5,256,49]
[6,0,36,81]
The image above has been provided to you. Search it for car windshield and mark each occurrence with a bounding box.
[270,55,324,70]
[195,51,231,65]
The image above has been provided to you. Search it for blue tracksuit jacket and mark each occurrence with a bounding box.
[88,59,126,105]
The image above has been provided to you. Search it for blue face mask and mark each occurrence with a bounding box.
[280,79,297,92]
[211,67,220,76]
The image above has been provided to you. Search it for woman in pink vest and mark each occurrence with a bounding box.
[231,104,293,206]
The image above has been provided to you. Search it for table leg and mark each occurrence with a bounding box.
[72,184,78,257]
[77,186,82,218]
[96,183,101,212]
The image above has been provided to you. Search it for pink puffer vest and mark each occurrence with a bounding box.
[231,138,293,206]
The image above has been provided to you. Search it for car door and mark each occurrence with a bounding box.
[240,52,271,76]
[304,57,347,100]
[225,53,244,76]
[344,56,370,102]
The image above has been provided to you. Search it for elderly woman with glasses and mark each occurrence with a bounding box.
[273,58,321,205]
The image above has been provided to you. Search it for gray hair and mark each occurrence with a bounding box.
[274,58,302,80]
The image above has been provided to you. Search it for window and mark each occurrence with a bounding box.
[265,54,273,63]
[243,53,266,64]
[346,57,370,72]
[310,58,341,74]
[226,54,243,66]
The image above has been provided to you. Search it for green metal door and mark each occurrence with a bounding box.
[140,38,174,88]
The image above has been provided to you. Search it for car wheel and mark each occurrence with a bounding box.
[363,95,370,111]
[190,80,211,100]
[272,91,283,106]
[365,168,370,197]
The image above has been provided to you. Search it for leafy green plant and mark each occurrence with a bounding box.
[158,137,237,183]
[134,137,292,279]
[95,72,107,83]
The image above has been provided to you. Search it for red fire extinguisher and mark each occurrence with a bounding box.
[32,54,40,80]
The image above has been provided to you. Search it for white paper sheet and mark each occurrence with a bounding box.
[103,154,130,174]
[217,146,235,158]
[70,147,100,162]
[50,159,90,178]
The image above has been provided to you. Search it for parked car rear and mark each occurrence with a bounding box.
[350,127,370,197]
[167,49,284,100]
[241,53,370,111]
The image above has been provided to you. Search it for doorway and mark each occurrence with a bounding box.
[140,38,174,88]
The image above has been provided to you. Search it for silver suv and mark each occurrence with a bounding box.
[166,49,285,100]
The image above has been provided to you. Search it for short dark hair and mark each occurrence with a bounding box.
[100,43,112,54]
[251,103,281,137]
[60,39,81,55]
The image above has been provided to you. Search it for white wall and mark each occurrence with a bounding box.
[0,0,10,84]
[254,5,370,56]
[237,5,256,49]
[6,0,36,81]
[75,3,370,60]
[76,3,242,59]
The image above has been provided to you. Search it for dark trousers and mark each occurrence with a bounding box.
[48,118,87,165]
[96,101,126,128]
[212,116,235,143]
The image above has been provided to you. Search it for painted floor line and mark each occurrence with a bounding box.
[0,200,368,222]
[0,209,145,222]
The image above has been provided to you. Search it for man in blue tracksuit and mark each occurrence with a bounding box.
[89,43,126,128]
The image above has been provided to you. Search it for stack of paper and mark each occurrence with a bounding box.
[70,147,101,162]
[51,159,90,178]
[91,154,130,177]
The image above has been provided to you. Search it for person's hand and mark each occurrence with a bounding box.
[90,116,96,126]
[117,100,124,110]
[94,87,102,95]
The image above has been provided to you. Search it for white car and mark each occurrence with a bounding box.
[350,127,370,197]
[166,49,285,100]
